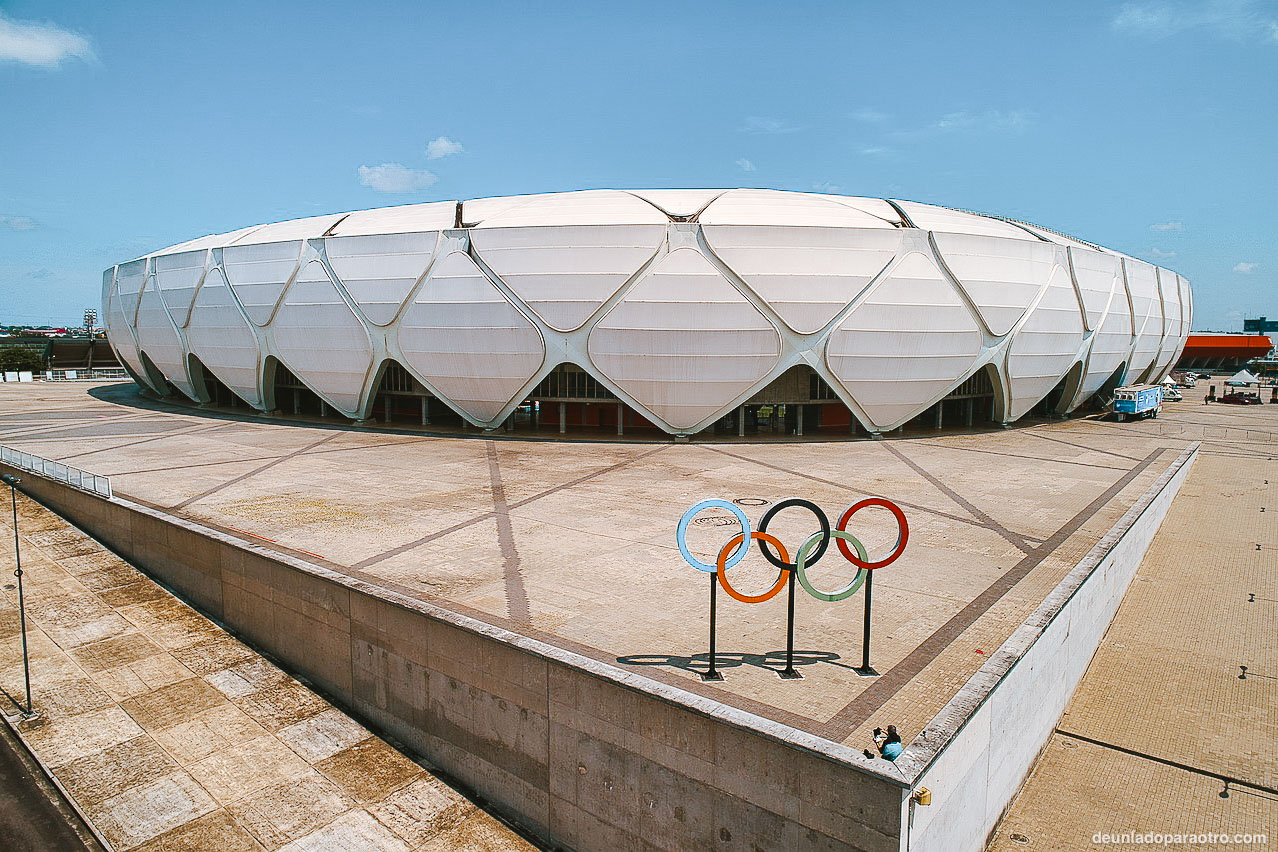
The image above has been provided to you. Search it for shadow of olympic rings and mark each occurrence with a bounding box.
[616,649,852,676]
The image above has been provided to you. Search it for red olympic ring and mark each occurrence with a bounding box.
[836,498,908,570]
[716,532,790,604]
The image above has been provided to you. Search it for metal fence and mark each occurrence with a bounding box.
[0,446,112,498]
[42,369,129,381]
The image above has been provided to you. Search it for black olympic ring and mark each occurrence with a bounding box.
[756,498,831,571]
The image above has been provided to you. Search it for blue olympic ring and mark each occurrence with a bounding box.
[676,499,751,573]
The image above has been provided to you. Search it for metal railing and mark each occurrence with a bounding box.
[42,368,129,381]
[0,446,112,498]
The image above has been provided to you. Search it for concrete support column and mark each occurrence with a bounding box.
[797,405,804,437]
[966,398,974,427]
[319,400,327,418]
[935,403,943,430]
[616,403,624,436]
[420,396,430,425]
[293,389,301,415]
[737,405,745,437]
[381,395,390,424]
[559,402,566,434]
[505,415,513,432]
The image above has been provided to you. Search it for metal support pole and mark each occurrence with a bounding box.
[796,405,804,437]
[293,388,301,415]
[966,397,974,427]
[935,403,942,430]
[421,396,430,425]
[616,402,624,436]
[780,568,800,678]
[703,572,723,681]
[855,571,878,676]
[737,405,745,437]
[559,402,566,434]
[4,478,32,714]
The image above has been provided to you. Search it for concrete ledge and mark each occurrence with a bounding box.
[1,464,906,851]
[901,443,1200,852]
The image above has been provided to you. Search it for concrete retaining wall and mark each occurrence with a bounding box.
[900,444,1198,852]
[1,466,906,851]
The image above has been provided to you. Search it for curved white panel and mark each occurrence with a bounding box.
[894,201,1032,240]
[588,248,781,430]
[154,249,208,328]
[115,258,148,326]
[1074,276,1133,404]
[332,202,455,236]
[825,252,983,429]
[325,232,438,326]
[472,190,667,228]
[1068,248,1120,332]
[222,240,302,326]
[1006,264,1085,419]
[226,213,346,246]
[470,224,665,332]
[1124,259,1162,380]
[135,276,197,400]
[1177,274,1192,344]
[397,251,545,422]
[1149,268,1182,380]
[813,195,905,225]
[703,225,901,333]
[626,189,723,218]
[934,233,1055,336]
[701,189,898,229]
[272,261,374,417]
[185,268,263,407]
[105,283,153,391]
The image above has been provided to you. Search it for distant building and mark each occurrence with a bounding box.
[1243,316,1278,334]
[1178,333,1273,370]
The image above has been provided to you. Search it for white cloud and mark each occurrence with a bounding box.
[1151,248,1177,259]
[0,13,93,68]
[1233,261,1258,273]
[425,136,464,160]
[1150,221,1184,231]
[740,116,801,135]
[357,163,438,193]
[1113,1,1278,42]
[935,109,1030,132]
[811,181,840,193]
[735,158,756,172]
[851,108,889,124]
[859,146,889,155]
[0,215,37,231]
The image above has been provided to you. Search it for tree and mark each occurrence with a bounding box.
[0,347,45,372]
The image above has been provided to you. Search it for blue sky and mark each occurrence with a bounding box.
[1,0,1274,330]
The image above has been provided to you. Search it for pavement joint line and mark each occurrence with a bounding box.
[350,444,668,570]
[486,441,531,624]
[171,431,343,510]
[816,447,1169,741]
[1053,729,1278,797]
[1020,428,1146,462]
[908,441,1130,471]
[55,421,236,462]
[880,442,1035,554]
[0,410,161,441]
[696,443,993,531]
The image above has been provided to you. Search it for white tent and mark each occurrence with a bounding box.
[1162,375,1177,385]
[1226,369,1259,386]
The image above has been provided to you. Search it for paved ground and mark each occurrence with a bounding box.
[987,435,1277,849]
[0,711,102,850]
[0,380,1271,763]
[0,491,532,851]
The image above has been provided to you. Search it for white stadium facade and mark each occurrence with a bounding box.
[103,189,1191,438]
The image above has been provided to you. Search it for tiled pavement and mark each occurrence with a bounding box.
[0,492,531,851]
[987,441,1277,848]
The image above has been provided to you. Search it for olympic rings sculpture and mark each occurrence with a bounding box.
[676,496,909,603]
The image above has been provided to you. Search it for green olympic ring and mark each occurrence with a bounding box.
[795,529,869,602]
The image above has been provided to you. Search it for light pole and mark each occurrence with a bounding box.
[1,474,32,715]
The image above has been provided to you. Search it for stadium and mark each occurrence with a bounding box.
[102,189,1192,437]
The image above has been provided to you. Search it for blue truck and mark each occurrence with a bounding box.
[1112,384,1163,421]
